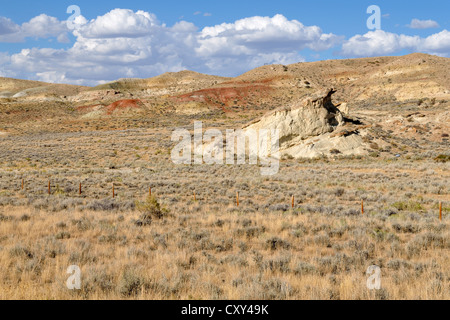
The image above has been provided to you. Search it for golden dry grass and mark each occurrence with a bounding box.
[0,200,448,300]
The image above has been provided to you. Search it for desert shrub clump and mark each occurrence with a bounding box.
[434,154,450,163]
[135,195,168,226]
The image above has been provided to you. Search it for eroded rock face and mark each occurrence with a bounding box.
[243,88,367,159]
[244,88,344,147]
[337,103,349,116]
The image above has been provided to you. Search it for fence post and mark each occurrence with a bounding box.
[79,183,82,195]
[149,187,152,198]
[48,181,51,195]
[361,200,364,215]
[292,195,295,209]
[236,191,239,207]
[112,184,115,199]
[440,202,443,221]
[194,191,196,202]
[21,179,24,190]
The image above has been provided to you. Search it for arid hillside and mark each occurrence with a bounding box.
[170,53,450,113]
[0,52,446,156]
[1,53,448,161]
[0,77,88,100]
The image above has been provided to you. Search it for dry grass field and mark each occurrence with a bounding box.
[0,117,448,300]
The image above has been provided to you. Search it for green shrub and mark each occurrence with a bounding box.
[118,269,146,297]
[135,195,168,226]
[434,154,450,163]
[392,201,423,212]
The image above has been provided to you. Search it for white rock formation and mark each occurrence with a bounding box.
[337,103,349,115]
[243,88,368,158]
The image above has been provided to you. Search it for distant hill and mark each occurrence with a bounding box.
[2,53,449,109]
[0,77,88,99]
[90,70,230,95]
[1,53,449,119]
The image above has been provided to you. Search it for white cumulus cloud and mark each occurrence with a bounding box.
[341,29,450,57]
[408,18,440,29]
[4,9,447,86]
[76,9,158,39]
[0,14,69,43]
[0,17,19,36]
[0,10,341,85]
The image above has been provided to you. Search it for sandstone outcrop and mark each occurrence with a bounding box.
[243,88,368,158]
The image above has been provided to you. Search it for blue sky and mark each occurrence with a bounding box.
[0,0,448,85]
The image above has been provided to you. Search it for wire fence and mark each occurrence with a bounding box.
[12,179,444,221]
